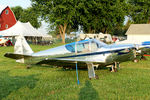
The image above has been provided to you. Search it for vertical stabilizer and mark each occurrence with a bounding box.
[14,35,33,63]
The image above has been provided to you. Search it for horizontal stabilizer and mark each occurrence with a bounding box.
[4,53,31,60]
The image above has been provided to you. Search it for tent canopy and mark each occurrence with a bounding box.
[0,21,51,37]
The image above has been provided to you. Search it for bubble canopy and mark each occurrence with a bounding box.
[65,39,107,53]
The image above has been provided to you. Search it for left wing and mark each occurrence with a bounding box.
[4,53,32,59]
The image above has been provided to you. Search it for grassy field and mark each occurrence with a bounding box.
[1,44,150,100]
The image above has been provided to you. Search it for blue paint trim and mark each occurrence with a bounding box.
[105,44,134,49]
[58,47,134,59]
[145,47,150,48]
[142,41,150,45]
[65,39,90,46]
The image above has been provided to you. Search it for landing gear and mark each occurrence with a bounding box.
[141,55,146,60]
[111,62,120,72]
[95,74,99,79]
[87,63,99,80]
[134,59,139,63]
[26,65,31,69]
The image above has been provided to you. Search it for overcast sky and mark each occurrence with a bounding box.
[0,0,48,34]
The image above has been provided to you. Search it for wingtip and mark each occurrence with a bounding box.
[4,52,10,57]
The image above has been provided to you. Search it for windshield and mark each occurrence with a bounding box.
[65,40,99,53]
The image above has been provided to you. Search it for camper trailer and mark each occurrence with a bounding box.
[79,33,113,43]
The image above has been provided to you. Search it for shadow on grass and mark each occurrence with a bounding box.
[0,71,39,99]
[33,64,57,68]
[79,80,99,100]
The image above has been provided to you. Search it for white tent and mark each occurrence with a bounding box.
[0,21,50,37]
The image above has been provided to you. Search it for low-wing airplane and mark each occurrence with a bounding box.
[4,35,150,79]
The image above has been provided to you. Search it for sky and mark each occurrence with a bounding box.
[0,0,31,9]
[0,0,48,34]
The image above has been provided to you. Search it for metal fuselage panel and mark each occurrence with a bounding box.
[25,46,134,68]
[24,39,135,68]
[4,39,150,69]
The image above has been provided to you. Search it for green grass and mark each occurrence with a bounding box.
[1,45,150,100]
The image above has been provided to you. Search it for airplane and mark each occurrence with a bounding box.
[4,35,150,80]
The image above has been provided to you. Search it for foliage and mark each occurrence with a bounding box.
[20,7,41,29]
[52,38,76,45]
[1,46,150,99]
[11,0,150,37]
[11,6,41,28]
[31,0,77,43]
[31,0,128,41]
[128,0,150,24]
[111,19,133,36]
[76,0,127,34]
[11,6,23,20]
[111,27,127,36]
[48,30,58,37]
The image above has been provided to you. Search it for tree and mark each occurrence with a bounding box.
[20,7,41,29]
[11,6,23,20]
[128,0,150,24]
[31,0,128,39]
[11,6,41,28]
[76,0,127,34]
[31,0,77,43]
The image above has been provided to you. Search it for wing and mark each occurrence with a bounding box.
[4,53,32,59]
[4,44,135,67]
[36,47,133,66]
[36,58,106,68]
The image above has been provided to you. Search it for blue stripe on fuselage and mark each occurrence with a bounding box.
[57,48,133,59]
[142,41,150,45]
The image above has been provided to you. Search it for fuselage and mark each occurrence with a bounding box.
[25,39,135,68]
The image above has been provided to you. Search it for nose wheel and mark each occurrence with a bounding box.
[27,65,31,69]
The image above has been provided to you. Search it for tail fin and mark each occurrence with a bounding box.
[14,35,33,55]
[13,35,33,63]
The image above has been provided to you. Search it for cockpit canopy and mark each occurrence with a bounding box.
[65,39,106,53]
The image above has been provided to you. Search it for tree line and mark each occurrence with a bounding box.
[11,0,150,43]
[11,6,41,29]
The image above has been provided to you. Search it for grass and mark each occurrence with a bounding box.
[1,44,150,100]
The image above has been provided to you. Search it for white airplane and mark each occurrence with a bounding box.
[4,35,150,80]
